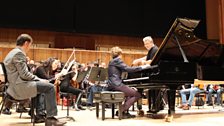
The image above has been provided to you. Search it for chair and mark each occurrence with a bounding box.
[0,62,36,126]
[59,92,75,121]
[94,91,125,120]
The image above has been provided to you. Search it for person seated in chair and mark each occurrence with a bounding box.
[107,46,150,118]
[4,34,66,125]
[179,84,205,110]
[207,84,223,106]
[59,63,86,111]
[86,80,108,109]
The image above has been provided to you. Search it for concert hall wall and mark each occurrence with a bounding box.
[0,0,206,38]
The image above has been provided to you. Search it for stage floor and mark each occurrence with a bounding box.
[0,104,224,126]
[0,105,224,126]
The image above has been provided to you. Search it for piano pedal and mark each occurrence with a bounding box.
[165,115,173,122]
[137,110,144,117]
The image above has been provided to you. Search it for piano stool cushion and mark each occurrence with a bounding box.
[93,91,125,120]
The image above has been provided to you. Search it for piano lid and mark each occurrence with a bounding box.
[151,18,224,66]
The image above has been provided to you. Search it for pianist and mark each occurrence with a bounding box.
[107,46,149,118]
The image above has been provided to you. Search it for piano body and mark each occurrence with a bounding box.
[124,18,224,121]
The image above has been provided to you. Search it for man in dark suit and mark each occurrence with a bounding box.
[107,46,150,118]
[3,34,66,125]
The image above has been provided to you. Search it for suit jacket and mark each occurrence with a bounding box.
[108,57,143,86]
[3,47,37,100]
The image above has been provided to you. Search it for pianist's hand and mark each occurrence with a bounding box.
[131,87,138,91]
[132,59,140,66]
[140,64,151,69]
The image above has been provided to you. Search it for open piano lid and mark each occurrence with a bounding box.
[151,18,224,67]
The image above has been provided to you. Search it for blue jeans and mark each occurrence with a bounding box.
[87,85,107,105]
[36,81,57,117]
[208,88,223,104]
[180,87,203,106]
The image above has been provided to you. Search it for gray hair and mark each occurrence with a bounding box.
[143,36,153,43]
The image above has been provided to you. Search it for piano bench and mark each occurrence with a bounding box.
[94,91,125,120]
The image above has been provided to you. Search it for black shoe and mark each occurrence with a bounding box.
[125,112,136,118]
[207,103,213,106]
[34,115,45,123]
[2,108,11,115]
[78,106,86,110]
[45,117,66,126]
[37,112,47,118]
[115,111,133,119]
[16,107,29,113]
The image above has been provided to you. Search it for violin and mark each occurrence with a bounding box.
[70,64,80,89]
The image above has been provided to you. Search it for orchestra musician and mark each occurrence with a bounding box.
[107,46,150,118]
[86,62,108,109]
[59,63,86,111]
[179,83,206,110]
[207,84,223,106]
[33,57,64,123]
[3,34,66,125]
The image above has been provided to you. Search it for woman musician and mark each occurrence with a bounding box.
[33,57,62,121]
[59,63,85,111]
[35,57,85,111]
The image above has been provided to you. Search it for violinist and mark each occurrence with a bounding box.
[59,63,85,111]
[207,84,223,106]
[34,57,62,121]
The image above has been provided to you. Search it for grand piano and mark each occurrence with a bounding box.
[123,18,224,121]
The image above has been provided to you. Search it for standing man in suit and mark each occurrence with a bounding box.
[3,34,66,126]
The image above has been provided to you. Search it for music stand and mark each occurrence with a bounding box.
[98,68,108,82]
[77,71,88,84]
[88,67,102,83]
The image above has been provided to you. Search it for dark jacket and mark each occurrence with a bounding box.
[108,57,143,86]
[146,45,158,60]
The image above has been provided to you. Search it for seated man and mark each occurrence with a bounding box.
[107,46,149,118]
[179,84,205,110]
[3,34,66,125]
[86,81,108,109]
[207,84,223,106]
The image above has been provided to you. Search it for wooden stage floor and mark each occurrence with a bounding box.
[0,104,224,126]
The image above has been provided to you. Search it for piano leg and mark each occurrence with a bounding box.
[137,88,143,110]
[166,85,178,122]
